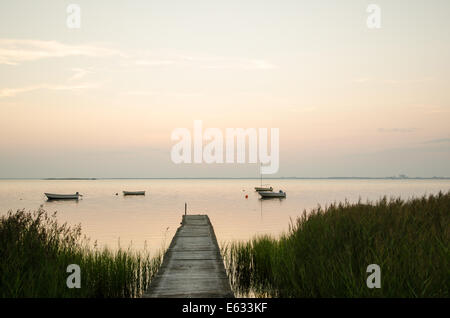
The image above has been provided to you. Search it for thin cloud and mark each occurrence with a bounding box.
[384,78,434,84]
[203,59,276,70]
[0,38,277,71]
[288,106,317,113]
[122,90,203,97]
[134,59,176,66]
[68,68,92,81]
[0,86,38,98]
[378,128,418,133]
[423,138,450,144]
[122,90,160,96]
[179,55,276,70]
[0,38,121,65]
[0,82,100,98]
[132,54,276,70]
[352,78,434,84]
[409,105,450,114]
[352,78,371,83]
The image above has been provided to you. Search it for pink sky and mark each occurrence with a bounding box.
[0,1,449,177]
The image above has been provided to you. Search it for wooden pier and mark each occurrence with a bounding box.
[143,215,234,298]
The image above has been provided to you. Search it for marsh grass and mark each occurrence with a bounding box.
[223,192,450,297]
[0,208,163,297]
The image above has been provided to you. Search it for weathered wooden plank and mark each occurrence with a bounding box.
[143,215,234,298]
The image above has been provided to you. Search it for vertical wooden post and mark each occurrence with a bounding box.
[185,202,187,215]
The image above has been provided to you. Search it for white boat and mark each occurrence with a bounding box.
[45,192,81,200]
[123,191,145,196]
[254,186,273,192]
[255,163,272,192]
[258,190,286,199]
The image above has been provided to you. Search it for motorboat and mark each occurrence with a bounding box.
[258,190,286,199]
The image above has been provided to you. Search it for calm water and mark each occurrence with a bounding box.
[0,179,448,253]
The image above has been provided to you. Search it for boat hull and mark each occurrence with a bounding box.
[258,191,286,199]
[255,186,273,192]
[123,191,145,196]
[45,193,80,200]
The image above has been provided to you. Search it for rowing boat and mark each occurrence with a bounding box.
[255,186,273,192]
[123,191,145,196]
[45,192,81,200]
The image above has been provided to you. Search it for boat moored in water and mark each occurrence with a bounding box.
[255,163,273,192]
[258,190,286,199]
[255,186,273,192]
[45,192,81,200]
[123,191,145,196]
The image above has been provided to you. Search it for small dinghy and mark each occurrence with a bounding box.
[123,191,145,196]
[45,192,81,200]
[255,163,272,192]
[258,190,286,199]
[255,186,273,192]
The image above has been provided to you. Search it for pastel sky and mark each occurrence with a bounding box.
[0,0,449,178]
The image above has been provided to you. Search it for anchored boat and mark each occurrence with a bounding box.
[254,163,272,192]
[255,186,273,192]
[45,192,81,200]
[123,191,145,196]
[258,190,286,199]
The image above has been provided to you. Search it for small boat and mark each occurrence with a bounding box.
[123,191,145,196]
[255,186,273,192]
[255,163,272,192]
[258,190,286,199]
[45,192,81,200]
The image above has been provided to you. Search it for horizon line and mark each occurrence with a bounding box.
[1,177,450,180]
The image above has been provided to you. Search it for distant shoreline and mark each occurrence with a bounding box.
[0,177,449,181]
[42,178,98,180]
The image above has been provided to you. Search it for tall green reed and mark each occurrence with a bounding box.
[223,192,450,297]
[0,208,164,298]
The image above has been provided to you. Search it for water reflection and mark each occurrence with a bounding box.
[0,179,448,252]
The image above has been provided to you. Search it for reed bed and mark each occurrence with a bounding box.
[223,191,450,297]
[0,208,163,298]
